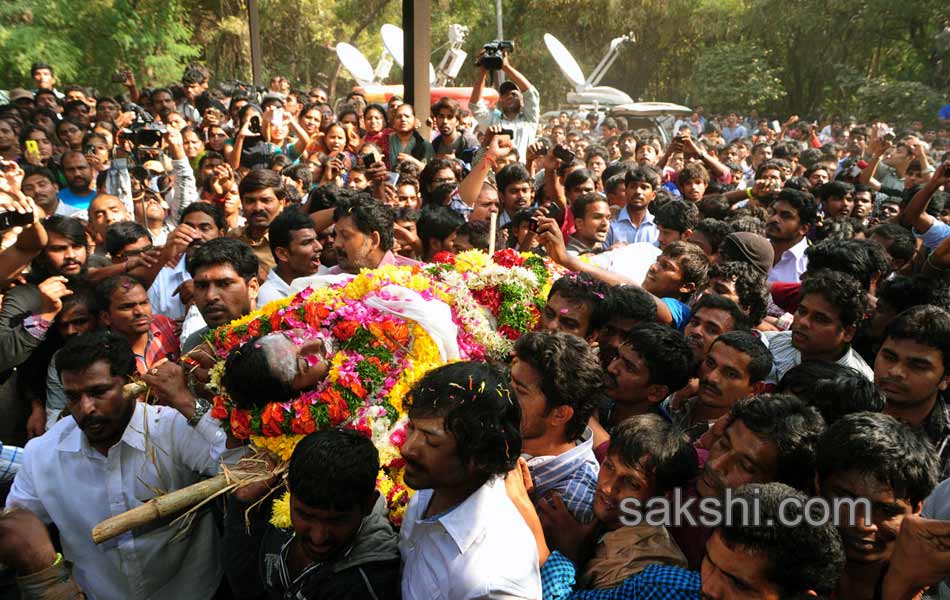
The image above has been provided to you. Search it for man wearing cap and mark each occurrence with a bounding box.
[30,62,64,99]
[468,47,539,160]
[717,231,774,277]
[7,89,35,119]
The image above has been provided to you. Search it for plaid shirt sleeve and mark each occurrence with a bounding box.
[556,462,599,525]
[541,550,702,600]
[0,441,23,484]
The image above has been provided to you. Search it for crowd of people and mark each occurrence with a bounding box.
[0,49,949,600]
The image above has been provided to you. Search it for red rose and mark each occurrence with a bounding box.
[332,320,359,341]
[261,402,285,437]
[211,395,229,420]
[498,324,521,340]
[323,388,350,424]
[431,251,456,265]
[247,319,262,337]
[492,249,523,268]
[230,409,252,440]
[291,416,316,435]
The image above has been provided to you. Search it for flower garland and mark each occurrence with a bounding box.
[206,252,569,527]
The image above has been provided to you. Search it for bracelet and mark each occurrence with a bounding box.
[927,253,950,272]
[51,553,63,568]
[746,187,754,200]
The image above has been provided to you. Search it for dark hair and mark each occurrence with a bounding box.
[416,205,464,255]
[815,180,854,203]
[181,201,227,231]
[654,200,699,233]
[394,207,421,223]
[268,207,315,262]
[605,285,657,324]
[564,168,596,193]
[287,428,380,510]
[755,159,786,180]
[883,305,950,373]
[877,274,950,316]
[419,158,461,198]
[238,168,285,199]
[718,483,845,598]
[621,323,696,392]
[800,270,868,329]
[608,414,698,493]
[707,261,769,324]
[221,337,291,409]
[805,240,877,290]
[363,103,388,126]
[44,215,88,248]
[693,219,731,254]
[457,220,490,251]
[779,361,860,395]
[431,96,461,118]
[785,366,886,425]
[94,274,146,315]
[182,63,210,85]
[663,241,709,295]
[775,188,819,226]
[708,330,773,383]
[513,331,605,440]
[570,192,608,220]
[56,330,136,378]
[729,394,826,493]
[548,273,610,334]
[817,412,938,506]
[22,165,57,186]
[104,221,150,258]
[332,194,395,252]
[624,165,661,190]
[698,195,731,220]
[406,361,521,480]
[198,151,226,172]
[495,162,532,196]
[692,293,753,332]
[186,237,260,281]
[283,163,313,191]
[676,162,710,187]
[869,223,915,263]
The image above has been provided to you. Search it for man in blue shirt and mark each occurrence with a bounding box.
[58,151,97,211]
[605,166,661,248]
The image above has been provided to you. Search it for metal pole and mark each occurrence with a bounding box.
[495,0,505,85]
[403,0,431,138]
[247,0,263,87]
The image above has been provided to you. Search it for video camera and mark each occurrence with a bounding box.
[119,102,167,150]
[220,79,267,104]
[477,40,514,71]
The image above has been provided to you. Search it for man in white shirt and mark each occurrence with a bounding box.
[765,189,819,283]
[7,331,244,600]
[257,208,322,306]
[761,270,873,384]
[468,49,540,160]
[149,202,227,322]
[399,361,541,600]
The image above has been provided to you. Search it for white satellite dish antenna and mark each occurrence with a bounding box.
[543,32,636,107]
[381,24,437,85]
[336,42,376,87]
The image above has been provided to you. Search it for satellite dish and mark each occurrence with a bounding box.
[543,33,586,89]
[336,42,376,86]
[381,24,437,84]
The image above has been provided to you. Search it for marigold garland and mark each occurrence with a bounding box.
[207,251,569,527]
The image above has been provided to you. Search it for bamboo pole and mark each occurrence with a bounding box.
[488,211,498,255]
[92,474,230,544]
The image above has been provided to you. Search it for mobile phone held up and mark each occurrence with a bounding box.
[553,145,575,164]
[0,210,34,230]
[249,116,262,135]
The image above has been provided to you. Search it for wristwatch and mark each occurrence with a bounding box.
[188,397,212,426]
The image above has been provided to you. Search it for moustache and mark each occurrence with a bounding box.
[702,465,727,494]
[250,211,269,220]
[699,380,720,397]
[877,377,909,393]
[78,415,110,430]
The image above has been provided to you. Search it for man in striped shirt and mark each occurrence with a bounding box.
[512,331,604,524]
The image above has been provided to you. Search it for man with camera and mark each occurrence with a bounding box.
[469,42,540,160]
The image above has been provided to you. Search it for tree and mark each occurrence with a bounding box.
[691,43,786,114]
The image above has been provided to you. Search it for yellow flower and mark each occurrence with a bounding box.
[270,490,292,529]
[259,296,293,313]
[251,434,305,462]
[454,250,489,273]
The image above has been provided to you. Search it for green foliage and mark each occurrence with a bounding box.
[854,79,944,125]
[0,0,197,91]
[1,0,945,125]
[691,43,786,114]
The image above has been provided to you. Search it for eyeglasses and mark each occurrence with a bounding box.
[431,177,456,185]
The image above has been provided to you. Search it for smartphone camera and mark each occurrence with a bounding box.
[249,116,261,135]
[553,145,575,164]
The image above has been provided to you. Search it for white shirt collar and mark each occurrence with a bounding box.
[430,478,507,554]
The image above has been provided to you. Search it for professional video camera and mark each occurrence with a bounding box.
[118,102,167,151]
[220,79,267,104]
[476,40,514,71]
